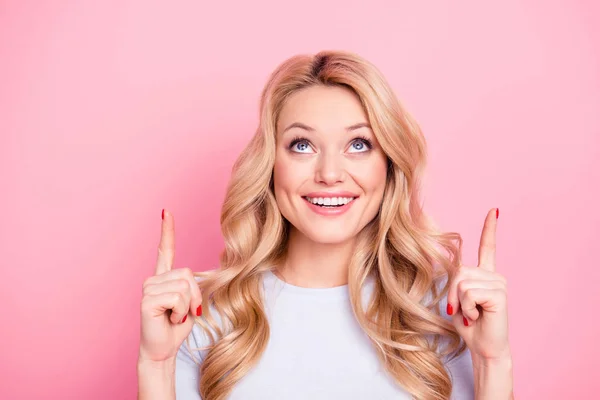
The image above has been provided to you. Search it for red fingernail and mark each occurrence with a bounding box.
[182,315,187,323]
[496,208,499,219]
[446,303,453,315]
[463,316,468,326]
[162,209,165,220]
[196,305,202,317]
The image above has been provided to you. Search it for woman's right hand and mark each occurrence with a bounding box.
[138,209,203,364]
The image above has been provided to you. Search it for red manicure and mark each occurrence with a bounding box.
[196,305,202,317]
[182,315,187,323]
[162,209,165,220]
[496,208,499,219]
[446,303,453,315]
[463,316,468,326]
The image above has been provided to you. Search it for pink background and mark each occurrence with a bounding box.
[1,1,598,398]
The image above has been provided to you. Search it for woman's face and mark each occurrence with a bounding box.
[273,85,388,245]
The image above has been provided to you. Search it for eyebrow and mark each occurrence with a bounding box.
[282,122,372,134]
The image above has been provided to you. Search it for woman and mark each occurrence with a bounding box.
[137,51,514,400]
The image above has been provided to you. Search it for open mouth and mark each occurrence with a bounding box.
[302,196,358,208]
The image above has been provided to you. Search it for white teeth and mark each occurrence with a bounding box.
[304,196,356,206]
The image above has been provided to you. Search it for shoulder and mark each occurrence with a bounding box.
[175,269,279,398]
[363,272,475,399]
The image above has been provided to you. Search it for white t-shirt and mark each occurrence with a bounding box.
[175,270,474,399]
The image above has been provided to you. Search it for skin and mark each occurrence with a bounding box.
[272,85,388,288]
[137,210,202,400]
[137,85,514,399]
[447,208,515,399]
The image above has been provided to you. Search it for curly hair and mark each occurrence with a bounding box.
[193,50,466,400]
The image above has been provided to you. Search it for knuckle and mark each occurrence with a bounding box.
[142,283,154,296]
[463,288,474,303]
[171,292,184,306]
[176,279,190,292]
[457,279,469,293]
[457,265,470,278]
[142,276,154,288]
[499,280,507,292]
[492,273,507,288]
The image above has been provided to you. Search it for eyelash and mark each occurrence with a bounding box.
[288,135,373,152]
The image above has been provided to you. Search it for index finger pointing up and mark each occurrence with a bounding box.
[155,209,175,275]
[477,208,498,271]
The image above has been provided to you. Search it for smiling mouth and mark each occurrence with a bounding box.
[302,196,358,208]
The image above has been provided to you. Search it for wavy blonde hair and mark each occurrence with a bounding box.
[193,50,466,399]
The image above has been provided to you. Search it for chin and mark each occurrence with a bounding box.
[298,225,357,245]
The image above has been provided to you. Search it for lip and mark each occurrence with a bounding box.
[302,196,357,217]
[303,191,360,198]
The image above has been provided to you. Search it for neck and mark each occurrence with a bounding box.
[276,227,356,288]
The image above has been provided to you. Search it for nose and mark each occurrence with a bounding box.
[315,151,345,185]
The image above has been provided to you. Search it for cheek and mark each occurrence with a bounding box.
[354,157,388,195]
[273,155,305,198]
[272,157,308,223]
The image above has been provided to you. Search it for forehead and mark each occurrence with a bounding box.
[277,85,368,132]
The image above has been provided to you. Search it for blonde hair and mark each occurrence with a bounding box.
[194,50,466,399]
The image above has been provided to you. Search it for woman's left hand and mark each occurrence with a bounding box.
[446,208,511,361]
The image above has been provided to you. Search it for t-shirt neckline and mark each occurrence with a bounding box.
[264,269,350,299]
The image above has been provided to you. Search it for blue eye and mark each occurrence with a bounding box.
[348,137,373,153]
[289,137,314,153]
[288,136,373,154]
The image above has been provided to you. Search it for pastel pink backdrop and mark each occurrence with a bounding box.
[1,1,598,399]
